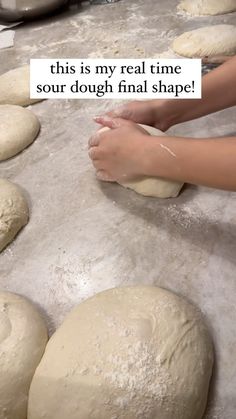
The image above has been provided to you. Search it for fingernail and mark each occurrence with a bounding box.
[96,171,113,181]
[102,115,112,121]
[93,115,113,124]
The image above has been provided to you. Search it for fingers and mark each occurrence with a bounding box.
[96,170,114,182]
[93,115,116,129]
[88,146,114,182]
[88,122,115,151]
[93,115,119,129]
[88,146,99,160]
[88,132,100,148]
[107,104,132,119]
[93,115,134,129]
[89,156,114,182]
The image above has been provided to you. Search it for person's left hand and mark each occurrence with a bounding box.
[88,116,151,182]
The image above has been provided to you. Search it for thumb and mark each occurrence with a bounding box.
[93,115,134,129]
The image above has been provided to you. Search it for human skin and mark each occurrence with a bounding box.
[88,56,236,191]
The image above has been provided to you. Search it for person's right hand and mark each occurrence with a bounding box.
[106,99,174,132]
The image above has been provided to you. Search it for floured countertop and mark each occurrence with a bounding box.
[0,1,236,418]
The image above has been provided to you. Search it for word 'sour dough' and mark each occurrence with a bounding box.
[0,105,40,161]
[0,292,48,419]
[172,25,236,57]
[0,179,29,252]
[178,0,236,16]
[100,125,183,198]
[0,65,43,107]
[28,286,214,419]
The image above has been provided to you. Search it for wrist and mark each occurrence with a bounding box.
[140,135,166,178]
[142,135,183,180]
[153,99,183,130]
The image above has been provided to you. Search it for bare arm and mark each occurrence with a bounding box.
[90,58,236,191]
[107,56,236,131]
[145,135,236,191]
[89,118,236,192]
[165,55,236,127]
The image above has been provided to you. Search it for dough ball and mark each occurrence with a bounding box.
[0,105,40,161]
[99,125,183,198]
[28,286,214,419]
[0,66,43,107]
[178,0,236,16]
[0,291,48,419]
[0,179,29,252]
[172,25,236,57]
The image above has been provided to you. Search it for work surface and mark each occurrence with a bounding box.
[0,1,236,418]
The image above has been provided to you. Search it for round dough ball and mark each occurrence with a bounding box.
[0,292,48,419]
[172,25,236,58]
[99,125,183,198]
[178,0,236,16]
[0,179,29,252]
[28,286,214,419]
[0,66,43,107]
[0,105,40,161]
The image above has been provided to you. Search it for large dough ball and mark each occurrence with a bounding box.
[0,179,29,252]
[0,66,43,107]
[0,105,40,161]
[0,292,48,419]
[172,25,236,58]
[99,125,183,198]
[28,286,214,419]
[178,0,236,16]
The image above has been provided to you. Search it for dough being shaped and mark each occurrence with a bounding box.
[0,179,29,252]
[0,65,43,107]
[28,286,214,419]
[0,292,48,419]
[172,25,236,58]
[178,0,236,16]
[0,105,40,161]
[100,125,183,198]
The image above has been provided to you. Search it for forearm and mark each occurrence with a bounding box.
[158,56,236,127]
[145,135,236,191]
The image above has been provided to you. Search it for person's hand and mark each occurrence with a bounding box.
[88,116,153,182]
[106,99,174,132]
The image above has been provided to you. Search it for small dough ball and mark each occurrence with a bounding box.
[0,105,40,161]
[28,286,214,419]
[0,179,29,252]
[0,292,48,419]
[178,0,236,16]
[172,25,236,58]
[99,125,183,198]
[0,66,43,107]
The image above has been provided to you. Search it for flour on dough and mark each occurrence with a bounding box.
[178,0,236,16]
[0,65,43,106]
[28,286,214,419]
[0,105,40,161]
[0,179,29,252]
[0,292,48,419]
[100,125,183,198]
[172,25,236,57]
[152,49,180,59]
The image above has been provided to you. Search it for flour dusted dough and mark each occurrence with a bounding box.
[172,25,236,57]
[0,66,43,106]
[0,179,29,252]
[28,286,214,419]
[0,105,40,161]
[100,125,183,198]
[0,292,48,419]
[178,0,236,16]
